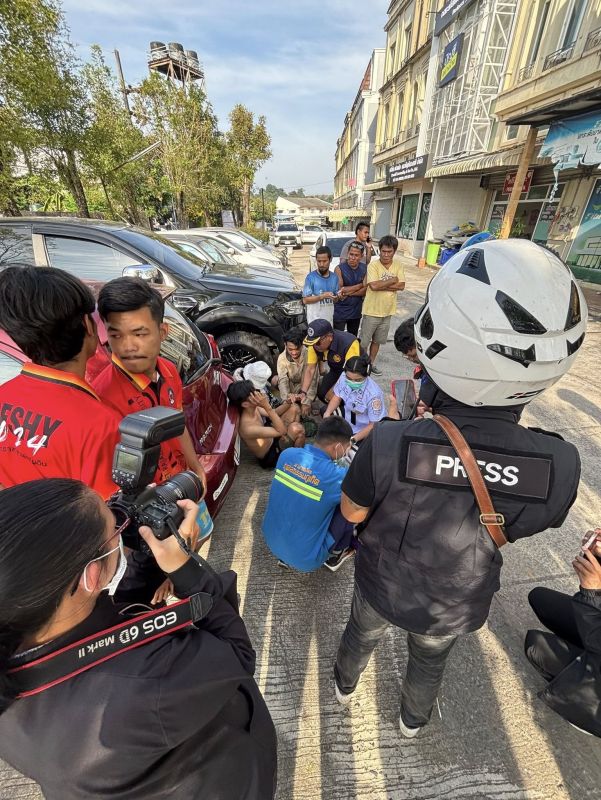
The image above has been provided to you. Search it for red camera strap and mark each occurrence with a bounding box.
[9,592,213,698]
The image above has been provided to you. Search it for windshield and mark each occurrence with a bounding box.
[190,237,237,266]
[116,229,208,281]
[327,236,354,257]
[216,231,251,249]
[278,224,298,231]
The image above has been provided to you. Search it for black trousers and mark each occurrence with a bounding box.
[317,369,342,402]
[525,587,584,682]
[333,318,361,336]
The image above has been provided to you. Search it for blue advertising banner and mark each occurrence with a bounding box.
[439,34,463,87]
[540,110,601,168]
[434,0,477,37]
[568,178,601,272]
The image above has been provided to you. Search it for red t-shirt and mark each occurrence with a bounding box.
[0,364,120,499]
[92,355,187,483]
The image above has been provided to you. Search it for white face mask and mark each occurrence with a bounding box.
[84,535,127,596]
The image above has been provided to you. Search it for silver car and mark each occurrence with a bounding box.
[300,225,324,245]
[270,223,302,249]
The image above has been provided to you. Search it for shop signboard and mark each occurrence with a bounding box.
[502,169,534,195]
[439,34,463,87]
[434,0,478,37]
[221,210,236,229]
[386,155,428,185]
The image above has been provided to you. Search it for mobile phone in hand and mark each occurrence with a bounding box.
[391,379,417,420]
[582,530,600,553]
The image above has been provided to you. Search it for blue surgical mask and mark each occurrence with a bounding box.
[346,379,366,390]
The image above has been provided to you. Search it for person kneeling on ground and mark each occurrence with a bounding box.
[261,417,356,573]
[525,528,601,737]
[323,355,385,448]
[276,328,318,418]
[227,380,305,469]
[234,360,305,434]
[300,319,361,403]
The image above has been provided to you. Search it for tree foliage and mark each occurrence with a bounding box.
[227,105,271,226]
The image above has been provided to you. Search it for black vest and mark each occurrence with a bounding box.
[355,407,580,636]
[320,330,359,374]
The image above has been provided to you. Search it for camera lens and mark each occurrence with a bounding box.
[154,470,203,505]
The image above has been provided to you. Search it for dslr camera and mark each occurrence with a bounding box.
[107,407,203,551]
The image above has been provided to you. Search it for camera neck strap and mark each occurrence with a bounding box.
[8,592,214,699]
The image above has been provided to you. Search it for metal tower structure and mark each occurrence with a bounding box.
[426,0,518,166]
[148,42,205,93]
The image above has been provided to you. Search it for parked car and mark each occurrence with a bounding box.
[0,292,240,518]
[170,229,288,271]
[207,227,288,267]
[199,227,287,269]
[301,225,324,245]
[0,218,306,371]
[309,231,379,272]
[270,223,302,249]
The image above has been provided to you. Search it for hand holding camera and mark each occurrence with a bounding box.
[140,499,200,575]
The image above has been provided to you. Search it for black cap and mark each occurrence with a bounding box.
[304,319,334,345]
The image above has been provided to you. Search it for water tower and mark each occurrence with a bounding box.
[148,41,205,92]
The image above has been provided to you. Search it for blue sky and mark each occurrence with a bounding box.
[61,0,389,194]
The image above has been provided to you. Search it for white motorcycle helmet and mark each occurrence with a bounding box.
[414,239,587,407]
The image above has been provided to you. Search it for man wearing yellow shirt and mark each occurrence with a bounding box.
[300,319,361,402]
[360,235,405,374]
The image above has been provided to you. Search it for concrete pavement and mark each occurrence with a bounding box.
[1,245,600,799]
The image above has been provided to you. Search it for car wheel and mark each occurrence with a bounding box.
[216,331,276,372]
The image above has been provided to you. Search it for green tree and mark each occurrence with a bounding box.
[227,105,271,226]
[82,47,159,226]
[0,0,90,216]
[135,73,229,228]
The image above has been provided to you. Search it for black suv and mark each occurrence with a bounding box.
[0,218,306,370]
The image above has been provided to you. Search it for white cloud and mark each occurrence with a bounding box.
[61,0,389,189]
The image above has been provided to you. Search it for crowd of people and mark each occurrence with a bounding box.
[0,233,598,799]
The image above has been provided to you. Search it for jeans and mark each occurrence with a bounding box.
[525,587,584,682]
[328,507,355,553]
[334,581,458,727]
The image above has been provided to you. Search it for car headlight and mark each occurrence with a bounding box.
[279,300,304,316]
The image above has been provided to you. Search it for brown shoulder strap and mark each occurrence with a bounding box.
[432,414,508,548]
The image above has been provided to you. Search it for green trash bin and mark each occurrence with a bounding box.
[426,241,441,266]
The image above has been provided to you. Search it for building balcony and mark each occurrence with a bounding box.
[495,31,601,124]
[542,42,576,72]
[372,128,420,164]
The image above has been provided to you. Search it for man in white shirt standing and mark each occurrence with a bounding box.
[302,246,340,325]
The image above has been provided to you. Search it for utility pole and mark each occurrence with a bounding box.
[499,127,538,239]
[261,188,266,227]
[114,49,132,117]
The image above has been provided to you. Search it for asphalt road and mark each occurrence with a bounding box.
[2,244,601,800]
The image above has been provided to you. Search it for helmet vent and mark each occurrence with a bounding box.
[419,308,434,339]
[565,282,582,331]
[567,332,585,356]
[495,291,547,335]
[487,342,536,367]
[456,248,490,285]
[425,340,447,359]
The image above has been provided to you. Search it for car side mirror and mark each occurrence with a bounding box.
[122,264,162,283]
[227,247,236,256]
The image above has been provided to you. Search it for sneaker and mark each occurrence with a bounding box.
[569,722,593,736]
[399,710,422,738]
[324,548,355,572]
[335,681,354,706]
[277,559,291,569]
[370,364,382,375]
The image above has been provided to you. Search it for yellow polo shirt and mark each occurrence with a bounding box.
[362,258,405,318]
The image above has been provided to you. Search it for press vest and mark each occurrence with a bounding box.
[354,408,580,636]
